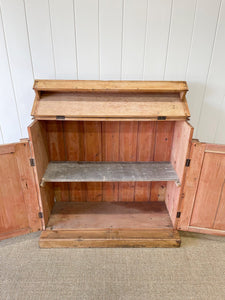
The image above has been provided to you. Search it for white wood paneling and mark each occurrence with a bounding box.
[99,0,123,80]
[186,0,221,131]
[164,0,197,80]
[0,0,225,144]
[0,6,22,143]
[121,0,148,80]
[1,0,34,137]
[143,0,172,80]
[0,126,3,144]
[197,0,225,142]
[49,0,77,79]
[74,0,99,79]
[25,0,55,78]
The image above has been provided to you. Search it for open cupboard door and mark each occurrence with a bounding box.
[0,140,42,240]
[177,141,225,236]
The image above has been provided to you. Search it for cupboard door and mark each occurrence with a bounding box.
[0,141,42,240]
[177,142,225,236]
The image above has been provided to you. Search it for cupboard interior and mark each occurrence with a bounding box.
[28,119,192,236]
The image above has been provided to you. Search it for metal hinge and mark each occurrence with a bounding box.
[56,115,65,120]
[38,212,43,219]
[30,158,35,166]
[185,159,191,167]
[157,116,166,120]
[176,211,181,218]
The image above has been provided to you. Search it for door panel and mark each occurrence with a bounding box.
[0,141,42,240]
[190,152,225,228]
[178,142,225,235]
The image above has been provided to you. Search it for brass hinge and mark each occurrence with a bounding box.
[176,211,181,218]
[157,116,166,120]
[30,158,35,166]
[38,212,43,219]
[185,159,191,167]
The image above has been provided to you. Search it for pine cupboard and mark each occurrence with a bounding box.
[0,80,224,247]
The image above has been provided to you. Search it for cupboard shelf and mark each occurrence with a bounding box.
[42,161,179,184]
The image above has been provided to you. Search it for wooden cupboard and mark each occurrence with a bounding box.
[0,80,224,247]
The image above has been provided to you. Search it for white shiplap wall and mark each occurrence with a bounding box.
[0,0,225,144]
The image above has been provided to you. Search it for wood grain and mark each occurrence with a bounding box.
[46,201,173,230]
[151,122,175,201]
[177,141,206,231]
[135,122,156,201]
[34,80,188,93]
[46,121,69,202]
[28,120,54,226]
[84,121,102,201]
[63,121,86,202]
[102,122,119,201]
[39,229,181,248]
[190,152,225,229]
[119,122,138,202]
[34,93,189,120]
[0,141,41,239]
[166,121,193,226]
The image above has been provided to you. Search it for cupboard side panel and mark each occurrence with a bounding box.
[119,121,138,202]
[102,121,120,201]
[151,122,175,201]
[63,121,86,201]
[135,121,156,202]
[166,121,193,226]
[46,121,70,202]
[84,121,103,201]
[28,120,54,226]
[177,141,206,231]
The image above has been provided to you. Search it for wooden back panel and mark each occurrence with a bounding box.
[0,141,41,240]
[45,120,175,203]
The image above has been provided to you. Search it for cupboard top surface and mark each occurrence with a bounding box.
[32,80,190,120]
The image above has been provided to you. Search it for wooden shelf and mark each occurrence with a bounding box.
[42,161,179,184]
[39,201,181,248]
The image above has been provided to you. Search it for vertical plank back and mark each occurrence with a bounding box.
[102,122,120,201]
[135,122,156,201]
[151,122,175,201]
[118,122,138,201]
[63,121,86,201]
[83,121,103,201]
[46,121,69,202]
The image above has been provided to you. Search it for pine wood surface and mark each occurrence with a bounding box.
[46,201,173,230]
[43,120,176,203]
[33,80,188,93]
[0,141,41,239]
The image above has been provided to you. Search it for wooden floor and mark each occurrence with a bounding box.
[40,201,180,248]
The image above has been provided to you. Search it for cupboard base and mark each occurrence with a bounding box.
[39,201,181,248]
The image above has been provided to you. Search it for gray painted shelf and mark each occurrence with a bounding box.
[42,161,179,184]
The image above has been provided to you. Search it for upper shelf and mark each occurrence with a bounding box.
[31,80,190,121]
[41,161,179,185]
